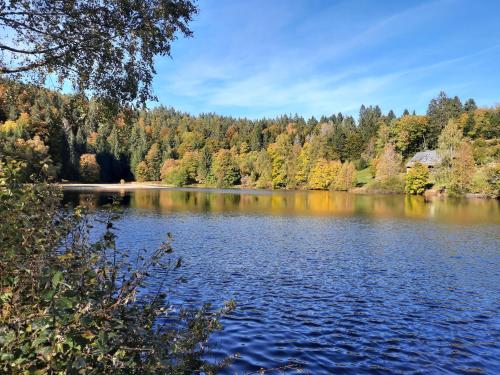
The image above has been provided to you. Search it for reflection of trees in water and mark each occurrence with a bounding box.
[63,192,129,209]
[79,193,100,208]
[430,198,499,224]
[130,189,161,210]
[132,190,403,217]
[404,195,428,219]
[94,189,499,224]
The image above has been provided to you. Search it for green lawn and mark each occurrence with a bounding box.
[356,167,373,186]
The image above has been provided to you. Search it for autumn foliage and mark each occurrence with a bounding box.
[405,162,430,195]
[1,81,498,196]
[79,154,100,183]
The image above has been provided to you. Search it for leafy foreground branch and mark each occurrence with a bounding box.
[0,159,235,373]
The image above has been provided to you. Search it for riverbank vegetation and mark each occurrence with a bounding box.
[0,1,240,372]
[0,1,498,373]
[1,81,498,196]
[0,159,234,373]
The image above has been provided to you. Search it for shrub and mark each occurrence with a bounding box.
[474,162,500,197]
[367,175,405,194]
[0,160,235,373]
[161,158,196,186]
[165,165,190,186]
[485,163,500,196]
[405,162,430,195]
[471,168,490,194]
[79,153,101,182]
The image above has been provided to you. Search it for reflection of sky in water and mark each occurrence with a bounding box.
[63,189,500,373]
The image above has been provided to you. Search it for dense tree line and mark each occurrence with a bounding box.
[0,80,498,195]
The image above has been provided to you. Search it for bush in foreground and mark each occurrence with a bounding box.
[0,159,234,373]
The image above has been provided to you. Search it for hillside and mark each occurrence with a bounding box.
[1,80,498,196]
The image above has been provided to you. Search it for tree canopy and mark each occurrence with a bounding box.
[0,0,198,104]
[1,80,498,196]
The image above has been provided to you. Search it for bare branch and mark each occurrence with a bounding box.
[0,43,69,55]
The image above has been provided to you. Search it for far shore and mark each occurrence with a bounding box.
[57,182,496,199]
[58,181,359,193]
[58,182,176,190]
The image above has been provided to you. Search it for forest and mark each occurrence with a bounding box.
[1,0,499,372]
[0,79,498,196]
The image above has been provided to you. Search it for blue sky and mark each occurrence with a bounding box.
[151,0,500,119]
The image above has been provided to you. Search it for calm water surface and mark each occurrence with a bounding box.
[64,188,500,374]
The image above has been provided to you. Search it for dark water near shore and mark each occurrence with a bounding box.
[64,188,500,374]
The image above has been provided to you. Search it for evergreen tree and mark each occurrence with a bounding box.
[427,92,463,148]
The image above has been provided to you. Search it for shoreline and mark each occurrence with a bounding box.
[58,182,367,194]
[58,182,176,190]
[57,182,497,199]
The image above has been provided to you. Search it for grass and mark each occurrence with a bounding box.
[356,167,373,186]
[365,176,406,194]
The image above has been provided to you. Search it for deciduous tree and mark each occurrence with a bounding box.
[405,162,429,195]
[211,149,240,187]
[79,153,100,182]
[449,142,475,195]
[0,0,198,104]
[308,159,341,190]
[375,144,402,181]
[334,162,356,191]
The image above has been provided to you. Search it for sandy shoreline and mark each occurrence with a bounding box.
[58,182,176,190]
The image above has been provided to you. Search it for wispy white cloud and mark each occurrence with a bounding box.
[152,0,500,118]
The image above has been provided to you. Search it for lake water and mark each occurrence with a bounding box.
[63,188,500,374]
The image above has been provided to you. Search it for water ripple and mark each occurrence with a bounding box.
[65,191,500,374]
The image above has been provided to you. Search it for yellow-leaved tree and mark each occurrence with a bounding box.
[405,161,430,195]
[308,159,341,190]
[211,149,241,187]
[295,141,316,185]
[267,134,292,188]
[435,118,465,190]
[134,161,149,182]
[334,162,357,191]
[375,144,402,181]
[449,142,476,195]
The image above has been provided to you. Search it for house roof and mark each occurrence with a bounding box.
[406,150,442,167]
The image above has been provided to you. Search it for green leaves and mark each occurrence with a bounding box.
[0,331,16,347]
[0,290,12,304]
[405,162,430,195]
[51,271,63,288]
[2,0,198,106]
[0,173,233,373]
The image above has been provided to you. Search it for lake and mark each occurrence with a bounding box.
[63,188,500,374]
